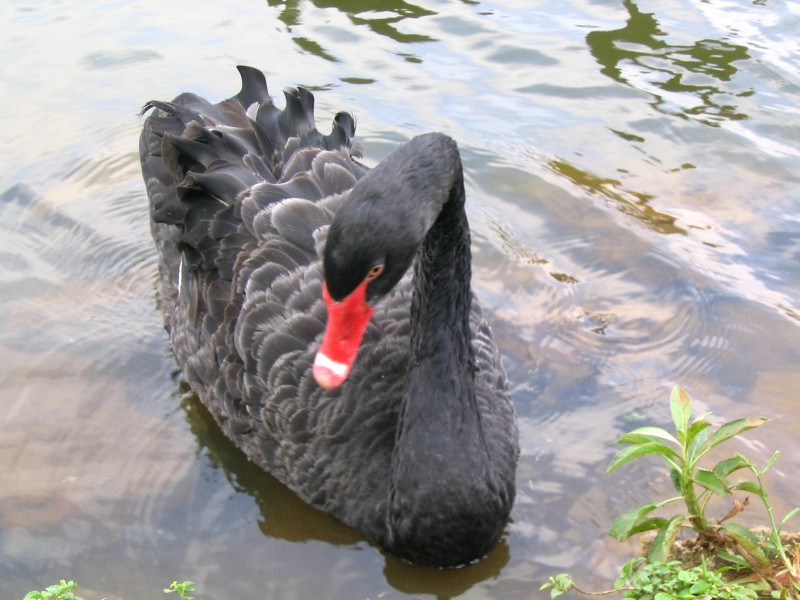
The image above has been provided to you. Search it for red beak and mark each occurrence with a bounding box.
[313,281,374,389]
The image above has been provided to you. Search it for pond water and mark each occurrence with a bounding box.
[2,0,800,598]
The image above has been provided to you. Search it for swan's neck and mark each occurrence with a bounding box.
[386,170,503,565]
[406,173,476,424]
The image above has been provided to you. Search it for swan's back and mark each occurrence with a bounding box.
[140,65,408,529]
[140,66,517,566]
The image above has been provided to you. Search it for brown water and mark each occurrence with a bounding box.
[2,0,799,598]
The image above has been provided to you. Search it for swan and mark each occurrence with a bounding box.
[139,66,519,567]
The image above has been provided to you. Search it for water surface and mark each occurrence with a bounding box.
[2,0,800,598]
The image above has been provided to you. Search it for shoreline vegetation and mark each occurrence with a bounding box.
[543,386,799,599]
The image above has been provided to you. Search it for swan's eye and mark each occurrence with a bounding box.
[365,264,384,281]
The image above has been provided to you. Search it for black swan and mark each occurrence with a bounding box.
[139,66,519,567]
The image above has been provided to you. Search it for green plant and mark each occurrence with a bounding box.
[164,580,197,600]
[542,386,800,599]
[542,556,761,599]
[615,556,758,600]
[607,386,799,594]
[23,580,84,600]
[540,572,578,598]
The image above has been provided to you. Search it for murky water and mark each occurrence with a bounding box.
[2,0,799,598]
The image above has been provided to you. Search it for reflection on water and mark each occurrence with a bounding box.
[587,0,752,126]
[547,158,685,236]
[181,387,362,547]
[182,383,512,599]
[269,0,437,63]
[2,0,800,598]
[332,0,437,44]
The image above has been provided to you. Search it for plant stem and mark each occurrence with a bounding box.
[571,583,634,596]
[751,467,798,579]
[682,459,707,531]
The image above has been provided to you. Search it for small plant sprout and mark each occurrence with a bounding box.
[164,580,197,600]
[540,573,576,598]
[607,386,799,595]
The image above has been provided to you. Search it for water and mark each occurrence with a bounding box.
[2,0,799,598]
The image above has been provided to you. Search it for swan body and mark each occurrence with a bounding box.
[139,66,518,567]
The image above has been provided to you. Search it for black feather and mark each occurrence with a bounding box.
[139,66,517,568]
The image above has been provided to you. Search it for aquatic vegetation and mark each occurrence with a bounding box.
[543,386,800,598]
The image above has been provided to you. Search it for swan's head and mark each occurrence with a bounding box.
[313,202,419,389]
[313,161,433,389]
[313,133,458,389]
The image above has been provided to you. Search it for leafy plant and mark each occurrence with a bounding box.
[541,557,758,599]
[164,580,197,600]
[615,556,758,600]
[542,386,800,599]
[607,386,799,594]
[23,578,200,600]
[540,572,577,598]
[23,580,84,600]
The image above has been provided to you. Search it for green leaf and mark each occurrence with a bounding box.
[647,514,685,562]
[616,557,646,588]
[731,480,766,498]
[781,506,799,527]
[716,549,753,568]
[23,581,83,600]
[540,573,573,598]
[733,452,757,470]
[713,456,750,479]
[690,581,711,593]
[606,442,680,474]
[617,426,679,446]
[723,522,771,567]
[694,468,731,496]
[685,419,712,448]
[670,386,692,437]
[627,517,669,537]
[761,450,780,475]
[669,467,683,493]
[686,423,713,466]
[609,503,662,540]
[706,417,768,452]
